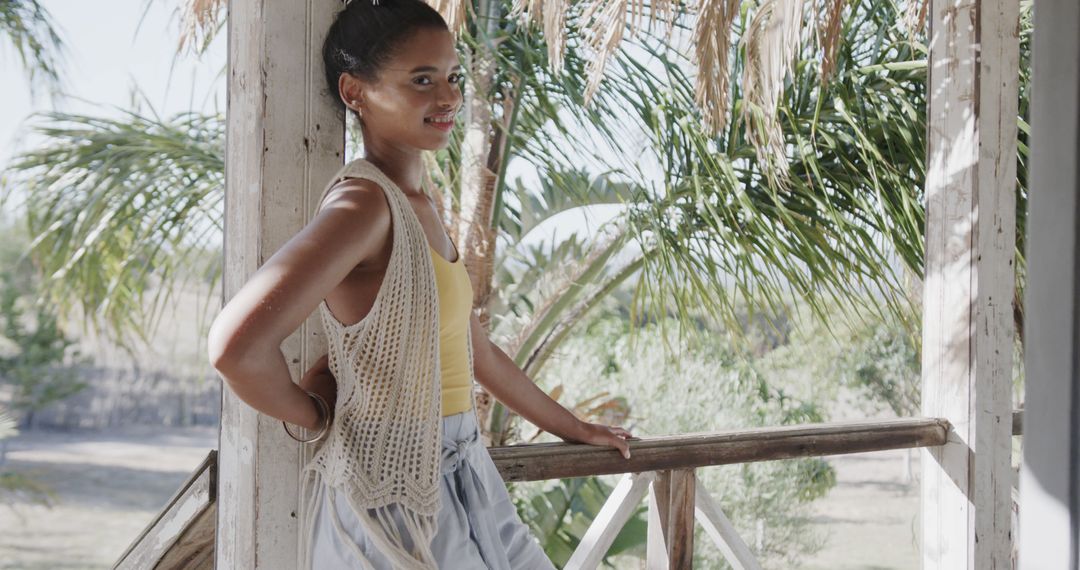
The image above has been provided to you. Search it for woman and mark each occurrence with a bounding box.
[207,1,633,568]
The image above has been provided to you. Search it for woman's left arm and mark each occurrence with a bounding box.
[469,314,633,459]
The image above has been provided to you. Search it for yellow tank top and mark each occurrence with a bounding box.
[429,242,474,416]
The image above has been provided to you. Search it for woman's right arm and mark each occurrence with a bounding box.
[207,179,389,429]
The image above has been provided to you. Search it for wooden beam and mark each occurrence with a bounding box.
[154,503,217,570]
[922,0,1020,566]
[564,472,655,570]
[666,469,695,569]
[114,451,216,570]
[490,417,947,482]
[646,471,672,569]
[695,487,762,570]
[1017,0,1080,565]
[221,0,343,568]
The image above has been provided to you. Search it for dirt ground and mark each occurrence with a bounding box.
[0,425,920,569]
[0,426,218,570]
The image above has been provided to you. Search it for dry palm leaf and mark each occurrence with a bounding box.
[177,0,224,53]
[509,0,571,75]
[740,0,805,185]
[819,0,846,84]
[577,0,680,108]
[693,0,741,136]
[428,0,470,39]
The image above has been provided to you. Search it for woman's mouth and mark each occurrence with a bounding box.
[424,115,455,132]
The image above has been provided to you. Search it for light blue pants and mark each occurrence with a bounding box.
[311,410,556,569]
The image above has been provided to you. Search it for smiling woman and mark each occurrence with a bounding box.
[205,1,631,569]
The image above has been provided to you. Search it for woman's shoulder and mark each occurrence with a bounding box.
[309,176,392,265]
[317,175,391,217]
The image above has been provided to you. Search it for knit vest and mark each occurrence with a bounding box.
[297,157,472,569]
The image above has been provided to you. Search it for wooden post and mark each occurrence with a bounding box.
[922,0,1019,567]
[1017,0,1080,565]
[667,469,695,569]
[647,470,673,569]
[219,0,343,568]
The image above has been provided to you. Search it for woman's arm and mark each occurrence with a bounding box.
[299,352,337,412]
[469,314,633,459]
[207,179,389,430]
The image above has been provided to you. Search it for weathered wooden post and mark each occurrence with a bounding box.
[1017,0,1080,566]
[921,0,1019,567]
[219,0,343,567]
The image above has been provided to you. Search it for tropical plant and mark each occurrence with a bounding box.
[3,0,1032,443]
[0,0,66,97]
[1,0,1026,562]
[532,309,837,566]
[4,0,1032,356]
[512,475,648,567]
[469,0,1028,444]
[0,220,90,428]
[2,106,224,348]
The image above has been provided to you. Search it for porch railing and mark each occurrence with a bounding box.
[114,411,1023,569]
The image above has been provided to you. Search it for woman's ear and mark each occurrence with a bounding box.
[338,73,364,111]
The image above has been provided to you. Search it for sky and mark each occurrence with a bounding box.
[0,0,226,166]
[0,0,658,255]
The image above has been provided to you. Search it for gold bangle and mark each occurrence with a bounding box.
[283,390,332,443]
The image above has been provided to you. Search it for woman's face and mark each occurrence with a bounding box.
[341,27,465,153]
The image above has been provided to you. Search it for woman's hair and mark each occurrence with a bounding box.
[323,0,449,118]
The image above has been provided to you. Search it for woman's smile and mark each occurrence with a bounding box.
[424,114,455,132]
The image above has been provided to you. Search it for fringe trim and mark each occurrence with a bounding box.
[298,468,439,570]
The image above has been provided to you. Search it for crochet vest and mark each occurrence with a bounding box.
[297,157,473,569]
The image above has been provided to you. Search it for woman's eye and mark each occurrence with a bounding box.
[414,74,466,86]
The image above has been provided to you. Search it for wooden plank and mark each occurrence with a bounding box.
[490,417,948,482]
[922,0,1019,566]
[1017,0,1080,565]
[155,503,217,570]
[114,451,216,570]
[564,472,654,570]
[695,486,762,570]
[221,0,343,568]
[666,469,695,569]
[646,471,671,569]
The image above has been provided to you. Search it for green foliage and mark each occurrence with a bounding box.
[834,317,920,417]
[3,107,224,348]
[759,303,920,418]
[511,476,647,567]
[0,0,66,98]
[0,221,89,426]
[525,308,837,567]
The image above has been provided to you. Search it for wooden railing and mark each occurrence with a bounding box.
[114,412,1023,569]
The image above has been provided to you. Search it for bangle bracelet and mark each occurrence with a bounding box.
[283,390,332,443]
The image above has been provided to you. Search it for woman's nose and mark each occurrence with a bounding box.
[439,80,463,108]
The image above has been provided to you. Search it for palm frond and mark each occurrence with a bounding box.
[2,108,224,348]
[176,0,225,54]
[694,0,741,135]
[0,0,66,97]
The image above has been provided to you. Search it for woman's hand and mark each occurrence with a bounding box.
[298,354,337,428]
[563,421,634,460]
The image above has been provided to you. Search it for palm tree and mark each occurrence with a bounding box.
[2,0,1029,434]
[0,1,1030,562]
